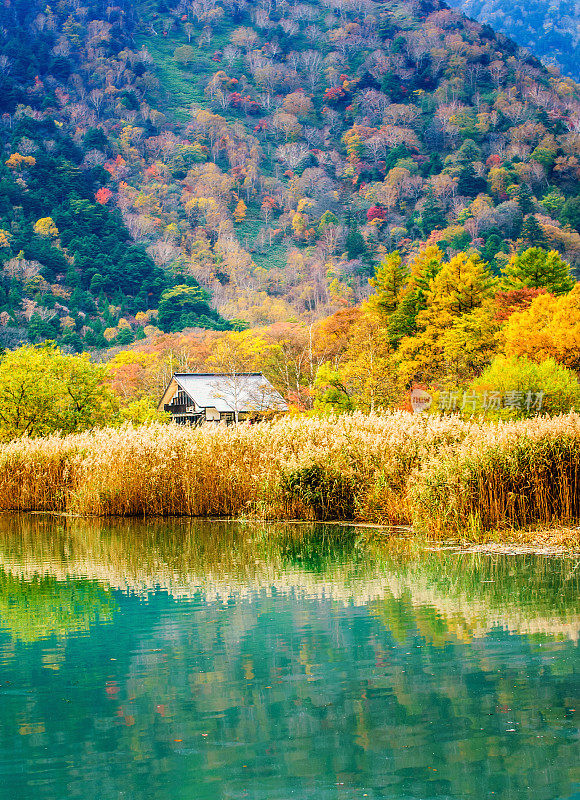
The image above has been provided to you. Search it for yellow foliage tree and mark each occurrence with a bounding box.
[5,153,36,171]
[502,284,580,370]
[398,252,496,383]
[0,344,115,439]
[104,327,118,342]
[440,301,500,383]
[233,199,247,223]
[60,316,75,331]
[314,311,397,412]
[33,217,59,239]
[291,212,307,238]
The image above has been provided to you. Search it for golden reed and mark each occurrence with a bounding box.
[0,412,578,536]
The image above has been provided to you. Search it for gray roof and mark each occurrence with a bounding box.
[173,373,287,413]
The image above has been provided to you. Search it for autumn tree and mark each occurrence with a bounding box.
[33,217,59,238]
[502,284,580,369]
[0,344,116,440]
[230,27,259,51]
[398,251,496,383]
[233,199,247,223]
[470,356,580,417]
[282,91,314,120]
[5,153,36,171]
[440,302,499,383]
[314,311,396,412]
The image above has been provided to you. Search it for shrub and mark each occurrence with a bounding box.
[280,463,354,520]
[469,355,580,417]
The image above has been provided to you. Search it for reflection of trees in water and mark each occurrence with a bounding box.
[0,514,577,800]
[2,579,577,800]
[0,514,578,642]
[0,570,117,643]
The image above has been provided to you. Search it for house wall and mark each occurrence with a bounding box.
[158,378,179,411]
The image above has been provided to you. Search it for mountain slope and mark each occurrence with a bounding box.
[0,0,579,349]
[446,0,580,81]
[0,0,231,349]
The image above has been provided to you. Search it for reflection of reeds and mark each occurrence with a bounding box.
[0,413,579,535]
[0,516,578,643]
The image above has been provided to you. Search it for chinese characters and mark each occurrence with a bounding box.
[438,390,544,413]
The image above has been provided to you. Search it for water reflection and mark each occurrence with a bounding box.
[0,514,578,800]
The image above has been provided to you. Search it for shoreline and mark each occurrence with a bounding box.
[1,414,579,547]
[9,511,580,556]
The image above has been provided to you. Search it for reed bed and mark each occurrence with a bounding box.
[0,412,579,537]
[410,414,580,535]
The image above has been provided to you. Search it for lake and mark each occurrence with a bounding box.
[0,515,578,800]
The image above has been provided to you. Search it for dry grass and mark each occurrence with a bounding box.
[0,412,579,541]
[410,414,580,537]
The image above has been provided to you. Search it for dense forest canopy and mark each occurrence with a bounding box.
[447,0,580,82]
[0,0,578,360]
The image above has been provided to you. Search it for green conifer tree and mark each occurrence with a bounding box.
[562,197,580,233]
[345,225,367,260]
[367,251,408,317]
[501,247,575,295]
[385,246,444,345]
[520,215,547,249]
[27,312,46,343]
[517,184,534,215]
[421,187,445,237]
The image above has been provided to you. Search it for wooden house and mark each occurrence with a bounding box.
[158,373,287,424]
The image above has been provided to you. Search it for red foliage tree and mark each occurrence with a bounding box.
[95,187,113,204]
[494,288,547,322]
[323,86,346,103]
[366,204,386,222]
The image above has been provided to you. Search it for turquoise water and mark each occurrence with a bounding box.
[0,516,578,800]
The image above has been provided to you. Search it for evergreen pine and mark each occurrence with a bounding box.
[562,197,580,233]
[367,251,408,317]
[345,225,367,260]
[520,215,547,249]
[385,246,444,344]
[421,187,445,237]
[27,312,46,343]
[517,184,534,215]
[501,247,575,295]
[457,164,486,197]
[116,327,135,345]
[481,234,503,270]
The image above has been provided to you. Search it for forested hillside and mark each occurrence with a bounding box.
[0,0,232,350]
[447,0,579,81]
[0,0,579,351]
